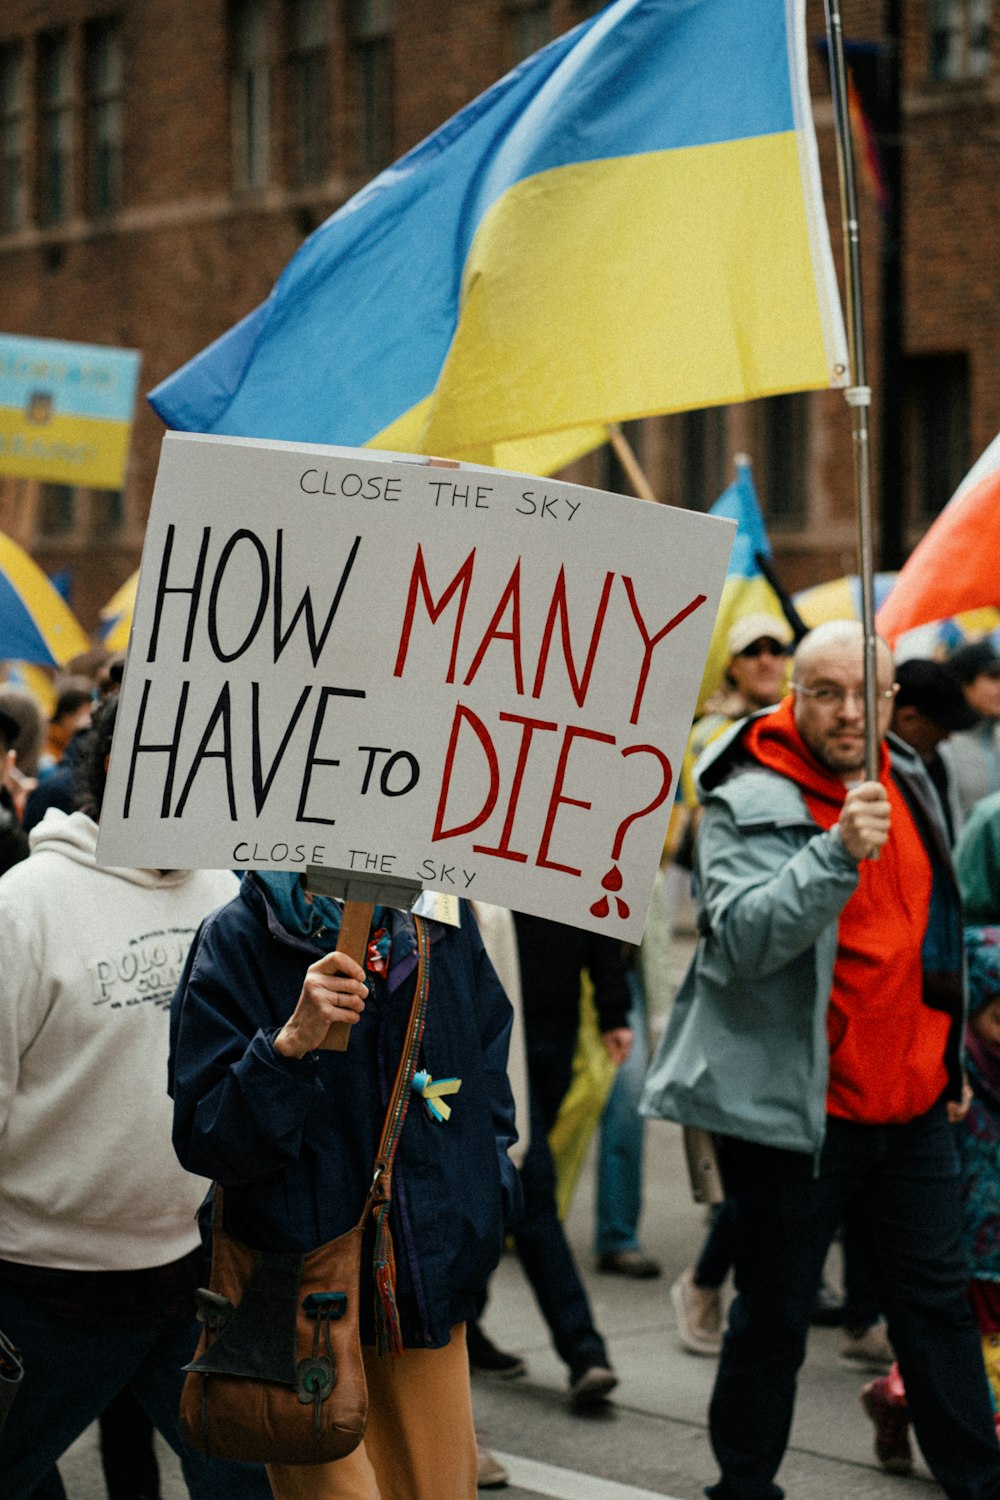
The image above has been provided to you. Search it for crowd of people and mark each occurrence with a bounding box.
[2,612,1000,1500]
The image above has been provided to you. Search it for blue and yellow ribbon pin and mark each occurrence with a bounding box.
[412,1070,461,1123]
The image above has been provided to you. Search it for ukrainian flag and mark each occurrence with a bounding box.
[695,460,787,709]
[0,532,90,666]
[151,0,848,474]
[0,334,140,491]
[98,570,139,652]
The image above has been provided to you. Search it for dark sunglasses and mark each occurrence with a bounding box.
[737,639,789,660]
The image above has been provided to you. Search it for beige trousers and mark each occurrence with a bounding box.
[266,1325,477,1500]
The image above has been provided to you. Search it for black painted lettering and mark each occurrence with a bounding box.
[296,686,366,825]
[358,745,392,794]
[380,751,420,797]
[147,525,211,663]
[251,682,313,814]
[124,678,189,817]
[173,683,236,818]
[207,531,270,663]
[273,531,361,666]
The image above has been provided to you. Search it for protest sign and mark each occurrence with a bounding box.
[97,434,734,939]
[0,333,141,490]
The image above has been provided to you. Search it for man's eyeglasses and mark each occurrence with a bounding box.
[737,640,789,660]
[793,682,898,708]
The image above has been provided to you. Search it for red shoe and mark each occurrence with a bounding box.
[861,1377,913,1476]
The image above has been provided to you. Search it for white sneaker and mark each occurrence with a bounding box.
[839,1321,894,1371]
[476,1432,509,1488]
[671,1266,723,1356]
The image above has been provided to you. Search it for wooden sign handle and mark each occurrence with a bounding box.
[319,899,374,1051]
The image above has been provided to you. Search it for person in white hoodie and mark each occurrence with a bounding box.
[0,698,269,1500]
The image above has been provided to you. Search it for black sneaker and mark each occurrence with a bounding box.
[467,1321,527,1379]
[596,1250,662,1279]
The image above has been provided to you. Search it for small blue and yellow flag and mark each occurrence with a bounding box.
[0,335,140,491]
[0,532,90,666]
[150,0,848,473]
[695,461,787,710]
[98,569,140,653]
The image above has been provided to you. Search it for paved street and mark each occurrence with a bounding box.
[56,1112,944,1500]
[56,906,943,1498]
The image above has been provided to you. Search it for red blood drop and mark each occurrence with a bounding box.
[616,896,630,919]
[601,865,623,892]
[590,894,611,918]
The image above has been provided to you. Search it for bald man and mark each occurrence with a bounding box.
[643,622,1000,1500]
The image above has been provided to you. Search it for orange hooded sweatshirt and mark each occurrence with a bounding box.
[743,699,948,1124]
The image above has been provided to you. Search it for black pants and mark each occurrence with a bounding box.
[510,1036,608,1377]
[708,1105,1000,1500]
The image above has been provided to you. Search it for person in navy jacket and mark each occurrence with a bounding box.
[169,874,519,1500]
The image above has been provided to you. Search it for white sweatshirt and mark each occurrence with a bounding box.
[0,810,238,1271]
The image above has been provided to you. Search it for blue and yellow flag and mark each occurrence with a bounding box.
[151,0,847,473]
[0,531,90,666]
[98,569,139,653]
[0,335,140,490]
[695,461,787,710]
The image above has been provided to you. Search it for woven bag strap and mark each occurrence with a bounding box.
[361,913,431,1226]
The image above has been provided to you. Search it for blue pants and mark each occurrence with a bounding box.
[708,1105,1000,1500]
[595,969,647,1255]
[0,1285,271,1500]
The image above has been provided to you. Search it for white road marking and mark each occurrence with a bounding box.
[494,1451,685,1500]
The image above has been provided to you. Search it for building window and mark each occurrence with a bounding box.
[85,19,123,216]
[38,483,78,537]
[0,42,27,231]
[679,408,728,511]
[231,0,271,191]
[505,0,552,66]
[905,352,970,518]
[753,393,810,526]
[90,487,124,536]
[287,0,330,185]
[36,485,124,540]
[348,0,393,175]
[929,0,991,80]
[38,30,73,224]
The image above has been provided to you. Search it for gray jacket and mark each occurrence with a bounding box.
[641,713,963,1155]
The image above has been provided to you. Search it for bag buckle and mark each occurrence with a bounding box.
[296,1355,337,1431]
[301,1292,348,1321]
[194,1287,234,1332]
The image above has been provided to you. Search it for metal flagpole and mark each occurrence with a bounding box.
[823,0,880,782]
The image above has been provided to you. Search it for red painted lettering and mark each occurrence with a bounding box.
[463,559,524,693]
[531,566,614,709]
[536,724,616,875]
[472,711,559,864]
[621,582,707,724]
[431,703,500,841]
[393,544,476,683]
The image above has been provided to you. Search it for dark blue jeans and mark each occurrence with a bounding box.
[0,1286,271,1500]
[708,1105,1000,1500]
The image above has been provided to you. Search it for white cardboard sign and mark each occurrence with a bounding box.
[98,433,734,940]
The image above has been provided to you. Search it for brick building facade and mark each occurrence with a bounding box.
[0,0,997,629]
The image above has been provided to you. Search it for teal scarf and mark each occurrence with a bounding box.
[256,871,385,953]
